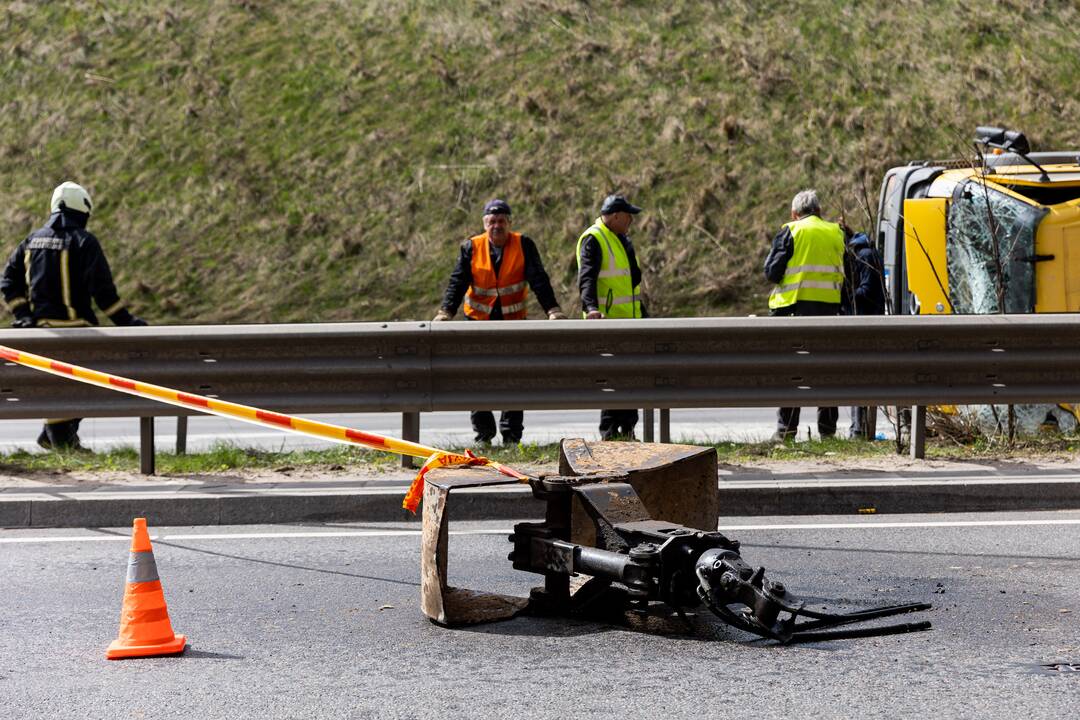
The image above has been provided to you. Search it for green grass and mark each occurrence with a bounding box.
[0,440,563,475]
[0,444,371,475]
[5,434,1079,476]
[714,436,895,464]
[3,1,1079,323]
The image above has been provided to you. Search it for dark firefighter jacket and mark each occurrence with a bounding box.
[1,210,141,327]
[841,232,886,316]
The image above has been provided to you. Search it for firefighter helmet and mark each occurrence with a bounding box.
[50,182,92,215]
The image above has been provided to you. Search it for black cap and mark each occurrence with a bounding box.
[600,194,642,215]
[482,199,512,216]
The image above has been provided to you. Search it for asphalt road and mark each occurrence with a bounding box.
[2,511,1077,719]
[0,407,883,454]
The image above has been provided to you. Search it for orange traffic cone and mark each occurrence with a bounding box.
[106,518,187,659]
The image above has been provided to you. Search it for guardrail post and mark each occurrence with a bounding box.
[139,417,155,475]
[642,407,654,442]
[659,409,671,443]
[175,416,187,455]
[910,406,926,460]
[401,411,420,469]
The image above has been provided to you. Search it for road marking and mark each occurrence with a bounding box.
[163,529,509,540]
[719,518,1080,531]
[2,517,1080,544]
[0,529,507,544]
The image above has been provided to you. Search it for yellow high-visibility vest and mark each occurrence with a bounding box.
[769,215,845,309]
[576,218,642,318]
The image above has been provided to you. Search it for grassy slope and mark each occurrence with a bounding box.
[2,0,1079,324]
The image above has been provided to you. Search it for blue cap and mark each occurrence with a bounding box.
[482,199,512,216]
[600,195,642,215]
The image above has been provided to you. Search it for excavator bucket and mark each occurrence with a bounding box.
[420,439,931,642]
[420,468,529,626]
[420,439,719,626]
[559,438,719,546]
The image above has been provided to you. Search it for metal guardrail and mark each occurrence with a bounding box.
[1,314,1077,469]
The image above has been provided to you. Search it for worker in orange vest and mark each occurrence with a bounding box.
[434,199,566,445]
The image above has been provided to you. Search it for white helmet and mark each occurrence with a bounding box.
[50,181,92,215]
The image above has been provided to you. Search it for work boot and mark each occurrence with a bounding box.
[38,432,92,454]
[56,436,92,454]
[771,430,795,442]
[500,434,521,446]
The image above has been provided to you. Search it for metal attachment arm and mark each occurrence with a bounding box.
[694,548,932,643]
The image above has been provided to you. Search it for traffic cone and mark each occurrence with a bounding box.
[106,518,187,659]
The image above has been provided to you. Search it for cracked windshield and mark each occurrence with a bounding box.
[946,181,1043,314]
[947,180,1061,433]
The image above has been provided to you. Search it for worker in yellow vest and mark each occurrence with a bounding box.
[763,189,846,441]
[577,194,647,440]
[435,199,566,445]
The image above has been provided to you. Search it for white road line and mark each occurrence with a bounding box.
[2,517,1079,544]
[0,529,506,544]
[0,536,131,543]
[162,529,510,540]
[720,518,1080,530]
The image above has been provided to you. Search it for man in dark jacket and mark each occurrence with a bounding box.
[434,199,565,445]
[841,231,886,438]
[577,194,648,440]
[1,182,146,451]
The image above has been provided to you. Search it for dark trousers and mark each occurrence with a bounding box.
[471,410,524,443]
[39,418,82,448]
[771,300,840,438]
[849,405,876,438]
[599,409,638,440]
[777,407,838,438]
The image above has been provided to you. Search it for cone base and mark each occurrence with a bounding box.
[106,633,187,660]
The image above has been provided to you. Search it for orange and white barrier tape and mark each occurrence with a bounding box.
[0,344,529,513]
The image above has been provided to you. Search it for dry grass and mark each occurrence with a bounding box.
[2,1,1079,323]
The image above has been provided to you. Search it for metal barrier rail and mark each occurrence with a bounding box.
[1,314,1077,469]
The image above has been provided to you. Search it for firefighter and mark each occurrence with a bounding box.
[576,194,647,441]
[434,199,566,445]
[1,181,147,451]
[841,229,886,438]
[763,189,845,441]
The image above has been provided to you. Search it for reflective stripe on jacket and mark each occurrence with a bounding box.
[0,212,135,327]
[575,219,641,318]
[463,232,528,320]
[768,215,845,310]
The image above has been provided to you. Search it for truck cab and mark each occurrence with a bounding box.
[876,129,1080,316]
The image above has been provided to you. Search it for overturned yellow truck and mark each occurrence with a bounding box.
[876,126,1080,431]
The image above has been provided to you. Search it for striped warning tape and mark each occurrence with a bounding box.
[0,344,529,512]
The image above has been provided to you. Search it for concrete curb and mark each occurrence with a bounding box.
[723,479,1080,516]
[4,476,1080,528]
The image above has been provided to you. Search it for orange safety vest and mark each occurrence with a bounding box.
[463,232,529,320]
